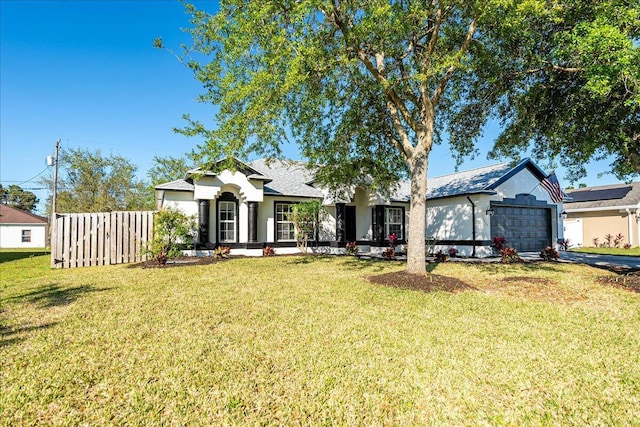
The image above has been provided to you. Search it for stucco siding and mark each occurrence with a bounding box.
[0,224,47,248]
[567,210,638,247]
[161,191,198,217]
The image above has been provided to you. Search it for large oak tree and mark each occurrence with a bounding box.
[169,0,638,275]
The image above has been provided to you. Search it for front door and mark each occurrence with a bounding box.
[345,206,356,242]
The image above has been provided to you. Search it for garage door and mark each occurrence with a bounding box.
[491,206,552,252]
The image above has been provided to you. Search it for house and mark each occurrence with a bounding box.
[155,157,565,257]
[563,182,640,248]
[0,204,49,248]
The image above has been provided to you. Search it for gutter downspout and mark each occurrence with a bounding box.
[626,208,634,247]
[467,196,477,258]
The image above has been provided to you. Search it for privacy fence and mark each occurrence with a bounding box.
[51,211,154,269]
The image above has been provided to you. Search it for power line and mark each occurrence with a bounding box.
[1,166,51,187]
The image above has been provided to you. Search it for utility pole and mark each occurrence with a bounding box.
[52,139,60,220]
[49,139,60,267]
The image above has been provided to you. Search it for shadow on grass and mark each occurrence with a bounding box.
[5,283,109,308]
[336,255,406,272]
[0,322,58,348]
[0,250,49,264]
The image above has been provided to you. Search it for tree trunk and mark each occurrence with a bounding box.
[406,147,428,275]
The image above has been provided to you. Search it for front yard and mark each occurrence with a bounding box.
[1,252,639,425]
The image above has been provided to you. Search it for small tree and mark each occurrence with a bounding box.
[146,208,196,265]
[289,200,324,255]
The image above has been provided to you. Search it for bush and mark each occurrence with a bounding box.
[447,247,458,257]
[345,241,359,256]
[501,247,522,264]
[559,239,570,251]
[145,208,196,265]
[382,248,395,259]
[213,246,230,259]
[540,246,559,261]
[491,236,507,252]
[435,250,448,262]
[263,246,275,257]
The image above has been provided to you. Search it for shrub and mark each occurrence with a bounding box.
[614,233,624,248]
[213,246,230,259]
[491,236,507,252]
[501,247,522,263]
[262,246,275,257]
[345,241,359,256]
[382,248,395,259]
[592,237,599,247]
[447,247,458,257]
[435,250,448,262]
[145,208,196,265]
[604,233,613,247]
[624,243,632,250]
[559,238,570,251]
[540,246,559,261]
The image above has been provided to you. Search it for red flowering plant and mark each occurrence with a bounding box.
[539,246,559,261]
[382,233,398,259]
[491,236,507,252]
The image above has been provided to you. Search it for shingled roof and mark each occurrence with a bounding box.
[248,159,324,198]
[155,157,552,202]
[565,182,640,211]
[0,204,48,224]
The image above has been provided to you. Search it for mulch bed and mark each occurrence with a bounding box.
[596,273,640,293]
[368,271,475,293]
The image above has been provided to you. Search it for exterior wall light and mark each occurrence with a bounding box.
[486,207,494,216]
[560,210,568,219]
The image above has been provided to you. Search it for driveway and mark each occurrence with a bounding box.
[557,251,640,272]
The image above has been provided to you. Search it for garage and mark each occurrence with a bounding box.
[491,203,553,252]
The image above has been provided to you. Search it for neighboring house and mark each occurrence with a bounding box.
[563,182,640,248]
[0,204,49,248]
[155,157,565,257]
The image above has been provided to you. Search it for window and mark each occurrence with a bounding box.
[218,201,236,243]
[21,229,31,243]
[275,203,295,241]
[385,207,403,240]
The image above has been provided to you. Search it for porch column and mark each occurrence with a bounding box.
[248,201,258,243]
[335,202,346,243]
[375,205,385,246]
[198,199,210,244]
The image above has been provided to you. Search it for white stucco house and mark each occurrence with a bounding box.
[0,204,49,248]
[155,157,565,257]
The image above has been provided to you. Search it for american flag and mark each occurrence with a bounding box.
[541,172,563,203]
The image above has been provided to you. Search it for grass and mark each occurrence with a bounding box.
[2,252,639,426]
[569,246,640,257]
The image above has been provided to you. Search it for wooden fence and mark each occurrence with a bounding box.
[51,211,154,268]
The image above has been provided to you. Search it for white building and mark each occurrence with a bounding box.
[0,204,48,248]
[155,158,565,257]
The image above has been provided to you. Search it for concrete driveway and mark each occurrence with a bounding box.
[557,251,640,272]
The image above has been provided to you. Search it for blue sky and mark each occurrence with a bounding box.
[1,1,620,215]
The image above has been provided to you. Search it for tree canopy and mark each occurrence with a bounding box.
[168,0,638,274]
[0,184,39,212]
[41,148,152,214]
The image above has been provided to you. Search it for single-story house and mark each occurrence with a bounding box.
[563,182,640,248]
[0,204,49,248]
[155,157,565,257]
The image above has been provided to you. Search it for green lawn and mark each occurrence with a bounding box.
[2,252,639,426]
[569,246,640,256]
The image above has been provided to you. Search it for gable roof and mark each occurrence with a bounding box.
[0,204,48,224]
[393,158,550,201]
[248,159,324,198]
[564,182,640,211]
